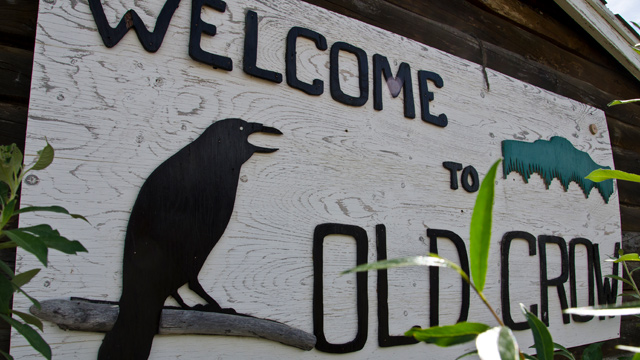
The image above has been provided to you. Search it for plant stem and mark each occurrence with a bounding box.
[470,281,505,327]
[622,261,640,299]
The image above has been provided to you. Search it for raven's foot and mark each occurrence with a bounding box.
[192,303,237,315]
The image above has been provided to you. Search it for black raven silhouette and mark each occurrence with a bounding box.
[98,118,282,359]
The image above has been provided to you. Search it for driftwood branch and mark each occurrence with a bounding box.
[30,299,316,350]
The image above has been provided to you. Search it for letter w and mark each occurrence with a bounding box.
[88,0,181,52]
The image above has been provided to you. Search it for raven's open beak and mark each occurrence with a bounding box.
[249,123,282,153]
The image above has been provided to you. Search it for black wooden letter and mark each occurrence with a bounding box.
[443,162,462,190]
[189,0,232,70]
[88,0,181,52]
[243,10,282,83]
[428,228,470,326]
[569,238,595,323]
[501,231,538,330]
[376,225,419,348]
[418,70,447,127]
[373,54,415,118]
[538,235,570,325]
[461,166,479,193]
[330,42,369,106]
[593,242,621,319]
[286,27,327,95]
[313,223,368,353]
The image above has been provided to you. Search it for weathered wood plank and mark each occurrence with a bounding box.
[30,299,316,351]
[390,0,640,100]
[0,0,38,49]
[0,45,33,101]
[470,0,617,68]
[621,204,640,232]
[554,0,640,82]
[607,115,640,155]
[0,102,28,148]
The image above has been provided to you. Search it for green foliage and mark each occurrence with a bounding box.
[582,342,603,360]
[586,169,640,183]
[521,303,554,360]
[405,322,490,347]
[344,158,640,359]
[476,326,519,360]
[0,142,88,359]
[469,159,500,292]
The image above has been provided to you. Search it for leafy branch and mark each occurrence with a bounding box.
[0,142,88,360]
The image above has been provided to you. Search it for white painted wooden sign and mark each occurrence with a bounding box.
[15,0,622,358]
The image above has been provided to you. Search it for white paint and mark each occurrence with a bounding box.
[14,0,621,358]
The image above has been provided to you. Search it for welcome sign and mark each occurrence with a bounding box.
[14,0,622,358]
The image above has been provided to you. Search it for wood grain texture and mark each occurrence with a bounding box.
[554,0,640,82]
[0,0,39,49]
[470,0,617,68]
[11,0,624,358]
[0,45,33,101]
[0,102,28,148]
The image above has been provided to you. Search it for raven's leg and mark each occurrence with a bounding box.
[188,279,237,314]
[171,291,190,309]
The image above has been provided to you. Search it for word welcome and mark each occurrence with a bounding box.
[313,223,620,353]
[87,0,447,126]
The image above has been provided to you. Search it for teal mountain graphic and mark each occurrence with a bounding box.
[502,136,614,203]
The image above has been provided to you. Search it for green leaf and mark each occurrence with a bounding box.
[0,348,14,360]
[469,159,501,292]
[2,229,48,266]
[1,199,16,228]
[608,253,640,263]
[552,342,576,360]
[476,326,519,360]
[0,181,9,206]
[0,144,22,196]
[586,169,640,183]
[15,205,89,223]
[12,269,40,288]
[497,327,519,360]
[405,322,490,347]
[608,99,640,107]
[30,141,54,171]
[564,300,640,316]
[455,350,478,360]
[344,254,457,273]
[0,260,14,278]
[16,224,87,254]
[521,303,554,360]
[0,314,51,360]
[15,287,40,309]
[342,254,470,284]
[604,274,633,287]
[582,342,603,360]
[617,345,640,355]
[0,242,17,251]
[523,355,538,360]
[10,310,43,331]
[0,275,13,314]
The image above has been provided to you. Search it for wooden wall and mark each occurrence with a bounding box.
[0,0,638,357]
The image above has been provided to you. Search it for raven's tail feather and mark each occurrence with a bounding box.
[97,287,166,360]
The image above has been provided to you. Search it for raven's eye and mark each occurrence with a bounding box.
[239,126,244,131]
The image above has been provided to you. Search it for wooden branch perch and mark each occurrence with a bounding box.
[30,299,316,350]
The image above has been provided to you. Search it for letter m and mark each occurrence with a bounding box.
[88,0,181,52]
